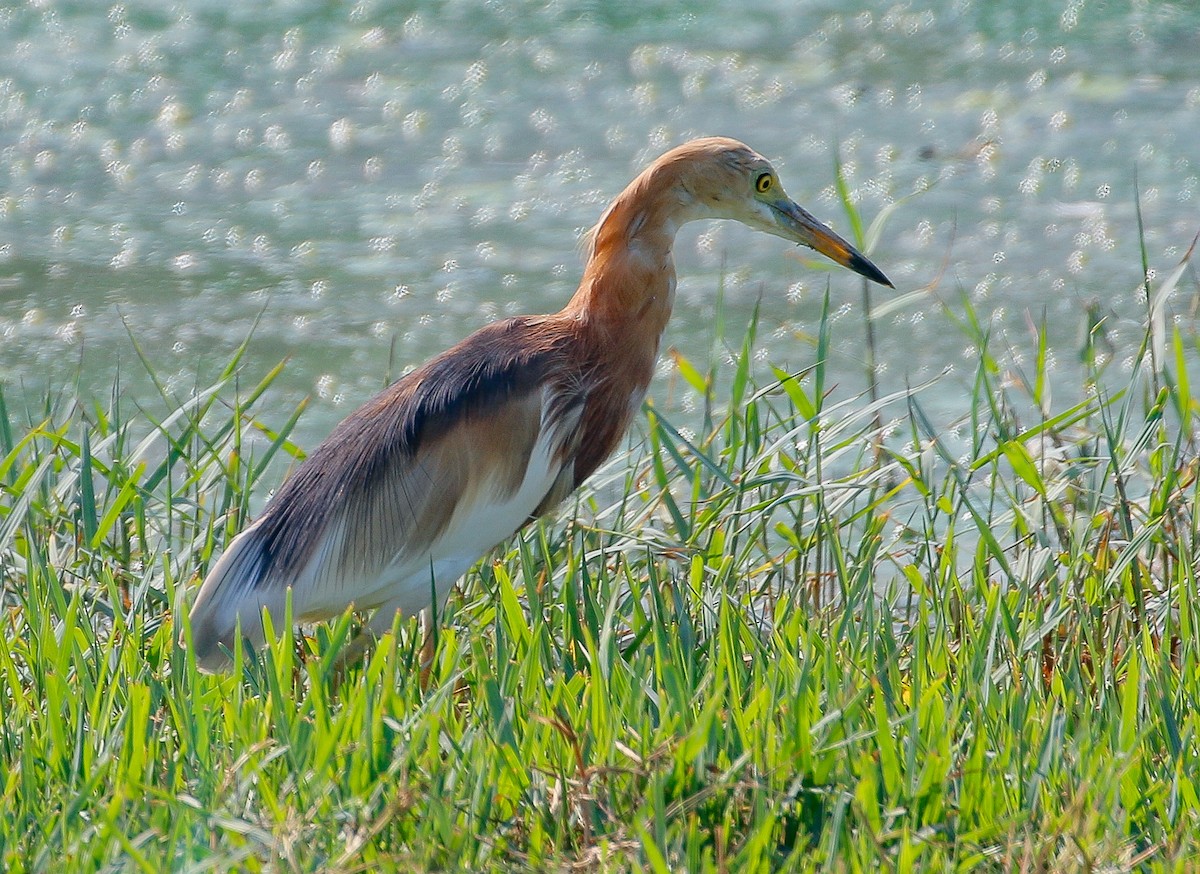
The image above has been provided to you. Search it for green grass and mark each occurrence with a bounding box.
[4,241,1200,872]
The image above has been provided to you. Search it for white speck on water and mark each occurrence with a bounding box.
[916,220,934,246]
[264,124,290,151]
[329,118,354,150]
[401,110,427,139]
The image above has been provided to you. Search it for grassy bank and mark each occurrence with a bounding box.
[3,247,1200,872]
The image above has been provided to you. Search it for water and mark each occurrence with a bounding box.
[1,1,1197,454]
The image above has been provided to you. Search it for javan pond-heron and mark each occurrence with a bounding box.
[187,136,892,671]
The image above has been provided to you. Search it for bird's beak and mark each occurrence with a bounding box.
[769,197,893,287]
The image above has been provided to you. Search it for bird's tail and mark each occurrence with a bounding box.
[185,518,284,672]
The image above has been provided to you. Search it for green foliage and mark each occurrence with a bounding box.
[3,245,1200,872]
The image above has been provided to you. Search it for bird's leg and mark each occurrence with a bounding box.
[329,604,437,688]
[331,624,381,672]
[327,603,399,676]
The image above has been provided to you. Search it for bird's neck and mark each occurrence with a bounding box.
[562,181,684,343]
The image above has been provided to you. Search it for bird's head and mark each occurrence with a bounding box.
[655,137,893,287]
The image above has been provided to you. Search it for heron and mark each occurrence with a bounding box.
[186,136,892,672]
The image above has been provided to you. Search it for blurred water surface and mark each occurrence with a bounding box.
[1,1,1197,450]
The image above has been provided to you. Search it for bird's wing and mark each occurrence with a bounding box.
[282,380,585,618]
[187,317,584,669]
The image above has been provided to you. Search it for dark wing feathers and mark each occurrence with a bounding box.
[250,316,572,578]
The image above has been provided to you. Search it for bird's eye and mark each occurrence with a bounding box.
[755,172,773,194]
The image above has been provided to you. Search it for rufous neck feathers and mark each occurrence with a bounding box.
[565,164,696,333]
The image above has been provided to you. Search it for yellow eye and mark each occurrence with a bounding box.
[755,172,773,194]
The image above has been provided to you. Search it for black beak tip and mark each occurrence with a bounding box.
[849,251,894,288]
